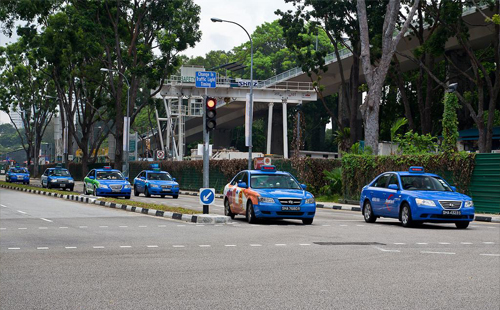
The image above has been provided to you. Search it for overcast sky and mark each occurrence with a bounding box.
[0,0,294,124]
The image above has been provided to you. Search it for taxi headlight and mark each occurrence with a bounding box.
[258,197,275,204]
[124,184,131,189]
[50,179,57,183]
[305,197,315,204]
[150,184,159,188]
[464,200,474,208]
[68,179,74,183]
[415,198,436,207]
[99,184,109,189]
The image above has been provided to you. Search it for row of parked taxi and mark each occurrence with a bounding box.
[3,164,475,228]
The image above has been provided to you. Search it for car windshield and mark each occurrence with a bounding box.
[96,171,124,180]
[400,175,452,191]
[147,173,172,181]
[52,169,70,177]
[250,174,301,189]
[11,168,27,173]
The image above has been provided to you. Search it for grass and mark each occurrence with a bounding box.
[315,194,341,203]
[99,197,199,215]
[0,181,80,196]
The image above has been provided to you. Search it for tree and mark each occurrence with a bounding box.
[0,123,23,153]
[357,0,420,154]
[441,92,459,152]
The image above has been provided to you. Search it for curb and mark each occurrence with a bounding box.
[474,216,500,223]
[317,203,361,212]
[0,184,229,224]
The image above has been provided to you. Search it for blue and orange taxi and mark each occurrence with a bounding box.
[223,165,316,224]
[41,167,74,190]
[83,166,131,199]
[133,164,179,198]
[6,166,30,184]
[360,166,475,229]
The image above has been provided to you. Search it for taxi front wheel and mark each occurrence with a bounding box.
[302,218,313,225]
[455,222,469,229]
[401,204,414,227]
[363,201,377,223]
[246,202,257,224]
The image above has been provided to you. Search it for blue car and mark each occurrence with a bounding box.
[133,164,179,198]
[41,167,74,190]
[83,166,131,199]
[6,166,30,184]
[360,166,475,229]
[223,165,316,224]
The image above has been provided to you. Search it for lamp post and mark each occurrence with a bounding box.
[211,17,254,170]
[101,68,130,177]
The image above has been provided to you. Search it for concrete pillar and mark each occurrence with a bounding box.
[266,102,274,154]
[282,100,288,159]
[271,104,283,155]
[177,96,183,160]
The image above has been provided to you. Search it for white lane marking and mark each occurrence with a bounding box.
[416,243,428,245]
[138,226,147,228]
[79,226,88,228]
[215,224,223,227]
[39,227,48,230]
[421,251,455,255]
[65,247,77,249]
[93,246,105,249]
[59,227,68,229]
[37,247,49,250]
[275,244,286,246]
[18,228,27,230]
[480,254,500,257]
[99,226,108,228]
[17,210,27,214]
[394,243,406,245]
[224,245,236,247]
[173,245,185,248]
[196,225,205,227]
[40,218,53,222]
[250,244,262,247]
[119,226,128,228]
[374,247,400,253]
[147,245,159,248]
[199,245,211,247]
[120,246,132,248]
[0,204,8,208]
[461,242,473,245]
[8,247,20,250]
[0,228,6,230]
[487,227,496,229]
[300,244,311,246]
[439,242,451,245]
[177,225,186,227]
[483,242,495,244]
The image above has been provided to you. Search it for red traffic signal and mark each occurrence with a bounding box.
[205,97,217,131]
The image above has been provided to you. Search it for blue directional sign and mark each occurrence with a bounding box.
[199,188,215,205]
[195,71,217,88]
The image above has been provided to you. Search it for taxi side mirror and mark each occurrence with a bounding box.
[300,184,307,190]
[238,182,248,188]
[388,184,399,190]
[450,186,457,192]
[89,176,95,180]
[125,177,129,181]
[140,176,146,180]
[173,178,177,182]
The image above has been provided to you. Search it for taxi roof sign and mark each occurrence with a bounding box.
[409,166,425,173]
[103,166,112,169]
[260,165,276,172]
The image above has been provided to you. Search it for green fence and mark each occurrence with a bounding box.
[469,154,500,214]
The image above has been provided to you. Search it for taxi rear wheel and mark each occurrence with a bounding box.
[246,202,257,224]
[363,201,377,223]
[401,204,414,227]
[455,221,470,229]
[224,198,235,219]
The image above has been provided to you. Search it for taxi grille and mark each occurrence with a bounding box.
[278,199,302,206]
[161,185,172,189]
[58,179,68,183]
[438,201,462,210]
[110,185,123,190]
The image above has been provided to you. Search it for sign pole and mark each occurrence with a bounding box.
[202,88,209,214]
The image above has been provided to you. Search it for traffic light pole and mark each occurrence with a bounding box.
[202,89,209,214]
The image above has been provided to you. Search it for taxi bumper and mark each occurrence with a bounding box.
[254,203,316,219]
[96,187,131,197]
[411,205,475,222]
[8,175,29,182]
[148,186,179,195]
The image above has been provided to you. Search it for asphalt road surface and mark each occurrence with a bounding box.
[1,188,499,310]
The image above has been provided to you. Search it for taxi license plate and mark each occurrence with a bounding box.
[443,210,461,215]
[112,188,121,192]
[60,184,66,188]
[282,206,300,211]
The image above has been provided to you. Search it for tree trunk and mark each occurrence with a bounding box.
[363,95,381,154]
[422,54,434,134]
[349,52,361,144]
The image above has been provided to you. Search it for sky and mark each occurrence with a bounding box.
[0,0,295,124]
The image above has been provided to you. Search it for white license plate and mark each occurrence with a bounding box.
[282,206,300,211]
[443,210,461,215]
[60,184,66,187]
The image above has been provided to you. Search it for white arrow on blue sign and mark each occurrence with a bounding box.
[199,188,215,205]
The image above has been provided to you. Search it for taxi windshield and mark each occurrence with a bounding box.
[11,168,27,173]
[51,169,70,177]
[400,175,452,191]
[147,173,172,181]
[96,171,124,180]
[250,174,301,189]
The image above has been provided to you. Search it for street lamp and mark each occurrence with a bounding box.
[211,17,254,170]
[101,68,130,177]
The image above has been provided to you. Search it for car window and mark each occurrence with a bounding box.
[44,170,49,176]
[400,175,452,191]
[250,173,301,189]
[386,174,399,188]
[230,172,244,185]
[147,173,172,181]
[96,171,124,180]
[87,170,95,178]
[373,175,390,188]
[238,172,248,185]
[53,169,70,177]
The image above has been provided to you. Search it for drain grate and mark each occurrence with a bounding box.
[313,242,386,246]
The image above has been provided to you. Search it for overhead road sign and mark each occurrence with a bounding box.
[196,71,217,88]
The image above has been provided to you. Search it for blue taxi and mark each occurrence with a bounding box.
[223,165,316,224]
[83,166,131,199]
[360,167,475,229]
[6,166,30,184]
[41,167,75,190]
[133,164,179,198]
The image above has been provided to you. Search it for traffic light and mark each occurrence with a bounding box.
[205,97,217,132]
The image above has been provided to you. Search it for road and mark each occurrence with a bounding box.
[1,188,499,310]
